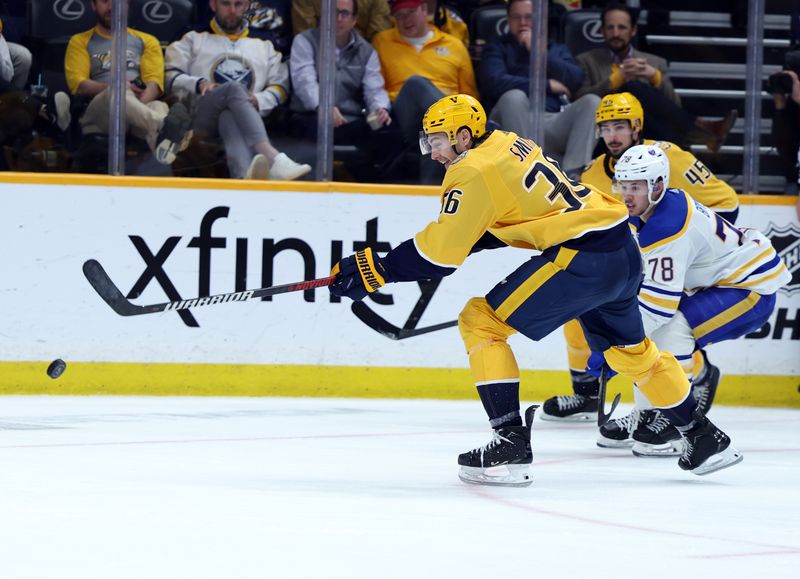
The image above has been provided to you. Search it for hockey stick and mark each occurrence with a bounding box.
[82,259,335,317]
[351,300,458,340]
[596,365,621,427]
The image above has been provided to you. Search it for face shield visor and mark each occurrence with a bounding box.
[596,120,636,141]
[419,131,453,156]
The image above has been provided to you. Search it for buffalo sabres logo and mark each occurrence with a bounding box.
[212,55,255,90]
[764,222,800,295]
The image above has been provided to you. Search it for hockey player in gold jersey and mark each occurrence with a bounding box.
[544,92,738,426]
[583,92,739,221]
[329,94,741,485]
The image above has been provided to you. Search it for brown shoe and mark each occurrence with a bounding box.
[692,109,738,154]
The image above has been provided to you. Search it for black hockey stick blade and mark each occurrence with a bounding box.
[83,259,334,317]
[597,365,621,427]
[350,301,457,340]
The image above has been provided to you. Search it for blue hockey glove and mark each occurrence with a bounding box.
[586,351,618,380]
[330,247,391,301]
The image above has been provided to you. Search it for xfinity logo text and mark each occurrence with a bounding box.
[123,207,393,327]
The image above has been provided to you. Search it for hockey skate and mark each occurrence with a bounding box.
[631,409,684,457]
[541,394,598,421]
[692,350,720,415]
[458,405,537,487]
[678,410,743,475]
[596,408,641,448]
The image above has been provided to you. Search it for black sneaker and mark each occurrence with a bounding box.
[458,405,537,487]
[678,410,743,475]
[541,394,598,421]
[597,409,641,448]
[155,102,193,165]
[631,409,684,457]
[692,350,720,415]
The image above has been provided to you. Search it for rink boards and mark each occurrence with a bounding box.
[1,173,798,406]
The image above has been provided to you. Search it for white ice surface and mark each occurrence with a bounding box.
[0,396,798,579]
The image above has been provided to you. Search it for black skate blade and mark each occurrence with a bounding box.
[691,446,743,476]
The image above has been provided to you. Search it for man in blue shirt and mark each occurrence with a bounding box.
[479,0,600,175]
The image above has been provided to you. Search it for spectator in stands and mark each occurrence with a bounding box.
[64,0,193,165]
[768,54,800,195]
[290,0,400,181]
[480,0,600,175]
[165,0,310,180]
[0,18,35,101]
[293,0,392,42]
[575,2,736,154]
[372,0,478,183]
[429,1,469,47]
[197,1,293,57]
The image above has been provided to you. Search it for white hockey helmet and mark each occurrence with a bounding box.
[613,144,670,206]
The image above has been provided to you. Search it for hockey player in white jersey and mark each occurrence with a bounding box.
[599,145,791,460]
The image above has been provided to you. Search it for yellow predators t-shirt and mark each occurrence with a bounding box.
[580,139,739,211]
[414,131,629,268]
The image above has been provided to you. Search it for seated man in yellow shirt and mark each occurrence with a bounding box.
[372,0,478,184]
[64,0,192,165]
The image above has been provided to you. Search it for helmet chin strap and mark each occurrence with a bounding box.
[643,179,665,217]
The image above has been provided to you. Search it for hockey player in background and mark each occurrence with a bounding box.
[579,145,790,457]
[543,92,739,429]
[329,94,742,486]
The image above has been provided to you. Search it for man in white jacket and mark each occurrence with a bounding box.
[165,0,309,180]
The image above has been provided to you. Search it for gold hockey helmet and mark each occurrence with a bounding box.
[595,92,644,132]
[420,94,486,153]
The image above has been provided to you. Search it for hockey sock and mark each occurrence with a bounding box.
[570,370,599,397]
[477,381,522,428]
[660,394,698,428]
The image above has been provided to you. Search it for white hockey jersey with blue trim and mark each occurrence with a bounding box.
[630,189,791,334]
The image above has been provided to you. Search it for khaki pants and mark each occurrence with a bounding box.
[80,88,168,149]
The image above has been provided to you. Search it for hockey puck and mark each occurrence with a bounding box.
[47,359,67,379]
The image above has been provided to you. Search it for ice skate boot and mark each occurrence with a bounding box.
[692,350,720,415]
[678,410,743,475]
[458,405,537,487]
[631,409,684,457]
[596,409,641,448]
[541,394,598,421]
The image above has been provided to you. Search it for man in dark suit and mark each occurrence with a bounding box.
[575,3,735,153]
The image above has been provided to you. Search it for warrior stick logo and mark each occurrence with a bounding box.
[164,291,254,311]
[764,222,800,295]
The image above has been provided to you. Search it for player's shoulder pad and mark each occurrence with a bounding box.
[637,189,692,251]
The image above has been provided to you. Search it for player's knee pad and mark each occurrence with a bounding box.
[458,298,516,353]
[605,339,690,407]
[459,298,519,382]
[563,319,591,372]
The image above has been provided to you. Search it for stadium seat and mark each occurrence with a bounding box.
[26,0,96,94]
[561,9,604,57]
[129,0,195,46]
[469,6,508,63]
